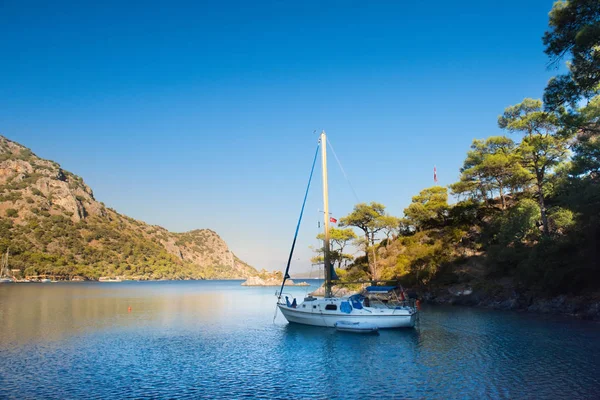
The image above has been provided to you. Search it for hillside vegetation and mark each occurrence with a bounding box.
[324,1,600,304]
[0,136,257,280]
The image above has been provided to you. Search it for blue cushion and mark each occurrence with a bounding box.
[340,301,352,314]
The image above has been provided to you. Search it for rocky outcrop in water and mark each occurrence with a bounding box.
[242,276,290,286]
[241,275,309,286]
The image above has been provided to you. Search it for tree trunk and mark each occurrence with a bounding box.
[371,246,378,281]
[363,231,370,265]
[370,232,378,280]
[366,245,374,278]
[499,185,506,209]
[536,177,550,236]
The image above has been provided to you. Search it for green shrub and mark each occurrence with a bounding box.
[17,149,33,161]
[6,209,19,218]
[0,192,22,202]
[548,207,575,233]
[497,199,541,244]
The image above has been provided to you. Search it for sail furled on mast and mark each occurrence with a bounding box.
[330,262,338,280]
[320,131,334,298]
[277,143,320,298]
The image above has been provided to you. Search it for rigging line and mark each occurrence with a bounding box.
[272,303,279,324]
[326,137,361,204]
[277,142,320,299]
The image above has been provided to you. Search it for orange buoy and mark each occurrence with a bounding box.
[128,306,132,312]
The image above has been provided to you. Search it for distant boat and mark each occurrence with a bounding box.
[276,131,418,329]
[0,248,14,283]
[40,278,51,283]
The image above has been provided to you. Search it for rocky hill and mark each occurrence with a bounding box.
[0,135,258,280]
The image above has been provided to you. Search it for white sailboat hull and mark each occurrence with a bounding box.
[278,299,417,329]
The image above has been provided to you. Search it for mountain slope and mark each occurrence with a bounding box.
[0,135,258,280]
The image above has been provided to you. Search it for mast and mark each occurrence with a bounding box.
[320,131,332,298]
[1,248,7,277]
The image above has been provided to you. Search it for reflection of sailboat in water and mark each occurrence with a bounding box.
[277,131,418,329]
[0,248,14,283]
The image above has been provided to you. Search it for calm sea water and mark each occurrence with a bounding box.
[0,280,599,399]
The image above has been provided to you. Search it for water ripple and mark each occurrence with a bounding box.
[1,282,599,399]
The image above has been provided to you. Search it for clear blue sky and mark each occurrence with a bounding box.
[1,0,558,272]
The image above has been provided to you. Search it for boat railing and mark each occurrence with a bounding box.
[367,297,416,310]
[276,292,295,305]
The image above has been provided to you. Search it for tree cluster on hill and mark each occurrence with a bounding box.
[316,0,599,296]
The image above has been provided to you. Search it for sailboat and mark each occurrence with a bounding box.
[277,131,418,329]
[0,248,14,283]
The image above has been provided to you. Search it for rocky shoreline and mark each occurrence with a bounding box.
[420,284,600,321]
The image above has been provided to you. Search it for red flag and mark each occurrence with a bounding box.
[434,166,438,183]
[330,217,337,223]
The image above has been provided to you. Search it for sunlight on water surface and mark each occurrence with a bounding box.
[1,281,599,399]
